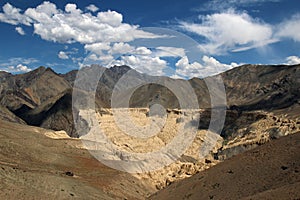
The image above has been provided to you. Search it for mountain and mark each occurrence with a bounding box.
[62,63,300,112]
[0,66,75,136]
[0,67,70,111]
[222,64,300,114]
[0,63,299,199]
[0,64,299,137]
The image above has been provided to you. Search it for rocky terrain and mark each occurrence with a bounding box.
[149,132,300,200]
[0,63,299,199]
[87,108,300,191]
[0,119,156,199]
[0,64,299,137]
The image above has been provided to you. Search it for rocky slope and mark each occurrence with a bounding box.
[0,119,155,199]
[223,64,300,112]
[0,67,70,110]
[149,132,300,200]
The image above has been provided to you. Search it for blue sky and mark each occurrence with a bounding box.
[0,0,299,78]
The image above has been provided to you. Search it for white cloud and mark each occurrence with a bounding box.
[180,10,274,54]
[84,43,111,55]
[97,10,123,27]
[15,26,25,35]
[112,55,168,76]
[109,42,135,55]
[0,57,37,73]
[86,4,99,13]
[277,14,300,42]
[202,55,239,73]
[174,55,239,78]
[6,64,31,73]
[71,56,83,63]
[0,2,165,46]
[16,64,31,72]
[0,3,32,25]
[81,53,114,66]
[286,56,300,65]
[175,56,203,78]
[85,43,153,64]
[58,51,69,59]
[65,3,79,13]
[0,57,38,67]
[27,2,161,44]
[134,47,152,55]
[87,54,100,61]
[0,2,269,78]
[58,48,79,60]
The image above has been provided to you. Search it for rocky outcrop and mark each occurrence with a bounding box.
[214,112,300,160]
[0,105,26,124]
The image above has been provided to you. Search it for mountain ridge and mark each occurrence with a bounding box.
[0,63,299,137]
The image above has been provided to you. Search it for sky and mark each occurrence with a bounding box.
[0,0,299,78]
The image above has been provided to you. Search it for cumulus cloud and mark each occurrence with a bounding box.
[0,2,164,45]
[86,4,99,13]
[276,14,300,42]
[180,10,275,54]
[6,64,31,73]
[84,44,154,66]
[109,42,135,55]
[174,55,239,78]
[87,54,100,61]
[0,1,172,72]
[286,56,300,65]
[0,57,38,73]
[134,47,152,55]
[0,3,32,25]
[202,55,239,73]
[15,26,25,35]
[112,55,168,76]
[175,56,203,77]
[15,64,31,72]
[58,51,69,59]
[84,43,111,55]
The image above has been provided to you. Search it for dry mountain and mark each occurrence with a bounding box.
[0,63,299,199]
[0,64,299,137]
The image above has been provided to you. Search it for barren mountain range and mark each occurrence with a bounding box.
[0,64,299,199]
[1,64,299,135]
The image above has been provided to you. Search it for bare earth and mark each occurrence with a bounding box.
[0,119,155,200]
[150,132,300,200]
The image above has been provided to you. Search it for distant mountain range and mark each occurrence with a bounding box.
[0,64,299,137]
